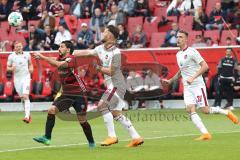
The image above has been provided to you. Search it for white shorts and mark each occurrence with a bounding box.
[184,85,209,107]
[101,86,126,111]
[14,78,31,97]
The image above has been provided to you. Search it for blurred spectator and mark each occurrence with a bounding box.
[225,37,233,46]
[24,24,45,51]
[178,0,202,15]
[55,9,78,34]
[20,0,40,20]
[192,35,207,47]
[166,0,183,16]
[206,2,226,31]
[77,23,94,49]
[144,68,163,91]
[54,25,72,48]
[0,0,13,21]
[104,4,126,26]
[205,37,218,46]
[0,40,10,51]
[48,0,64,16]
[118,0,135,16]
[106,0,119,10]
[221,0,234,12]
[162,22,179,47]
[88,0,101,16]
[117,24,130,49]
[70,0,90,19]
[38,10,56,32]
[134,0,150,17]
[131,25,147,48]
[232,9,240,30]
[193,6,208,30]
[90,8,105,43]
[46,0,54,11]
[42,25,56,50]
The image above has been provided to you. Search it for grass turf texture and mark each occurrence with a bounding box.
[0,109,240,160]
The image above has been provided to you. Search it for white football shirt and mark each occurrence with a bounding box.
[7,52,31,80]
[93,44,125,88]
[176,47,205,87]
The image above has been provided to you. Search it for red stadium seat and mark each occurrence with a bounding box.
[150,32,166,48]
[143,18,158,42]
[220,29,238,46]
[188,31,203,46]
[127,16,143,37]
[153,7,167,17]
[204,30,220,44]
[179,16,193,31]
[64,4,70,14]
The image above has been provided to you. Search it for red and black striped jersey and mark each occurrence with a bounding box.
[57,55,87,96]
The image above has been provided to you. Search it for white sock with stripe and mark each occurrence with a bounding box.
[102,112,117,137]
[114,114,140,139]
[190,112,208,134]
[209,107,228,115]
[24,99,31,119]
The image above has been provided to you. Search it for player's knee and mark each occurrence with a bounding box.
[22,95,29,100]
[48,106,57,114]
[111,110,121,118]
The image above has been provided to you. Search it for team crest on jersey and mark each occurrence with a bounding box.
[105,55,108,59]
[184,55,187,59]
[65,58,72,62]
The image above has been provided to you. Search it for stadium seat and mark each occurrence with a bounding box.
[127,16,143,37]
[204,30,220,44]
[179,16,193,31]
[64,4,71,14]
[220,29,238,46]
[153,7,167,17]
[143,18,159,42]
[158,16,178,32]
[150,32,166,48]
[188,31,203,46]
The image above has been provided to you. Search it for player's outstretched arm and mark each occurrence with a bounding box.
[33,52,66,68]
[73,50,96,57]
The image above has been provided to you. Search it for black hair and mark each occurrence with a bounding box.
[178,30,189,37]
[62,40,74,54]
[107,25,119,39]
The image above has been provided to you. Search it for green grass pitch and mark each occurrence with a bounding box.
[0,109,240,160]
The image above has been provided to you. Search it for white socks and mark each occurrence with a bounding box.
[24,99,31,119]
[102,112,117,137]
[209,107,228,115]
[190,112,208,134]
[114,114,140,139]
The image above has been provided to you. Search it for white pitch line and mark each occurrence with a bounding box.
[0,130,240,153]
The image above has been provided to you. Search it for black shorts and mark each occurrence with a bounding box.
[52,94,87,114]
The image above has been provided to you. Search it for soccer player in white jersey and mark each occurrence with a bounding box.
[7,41,33,123]
[74,25,143,147]
[163,30,239,140]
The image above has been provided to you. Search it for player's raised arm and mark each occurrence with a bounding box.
[6,55,15,72]
[28,53,34,73]
[73,49,96,57]
[33,52,66,68]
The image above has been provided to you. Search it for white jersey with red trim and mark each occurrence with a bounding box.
[93,44,125,88]
[176,47,205,88]
[7,52,31,80]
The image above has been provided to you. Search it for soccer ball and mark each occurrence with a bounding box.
[8,12,23,27]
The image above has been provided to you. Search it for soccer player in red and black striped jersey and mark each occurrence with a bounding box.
[32,41,95,148]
